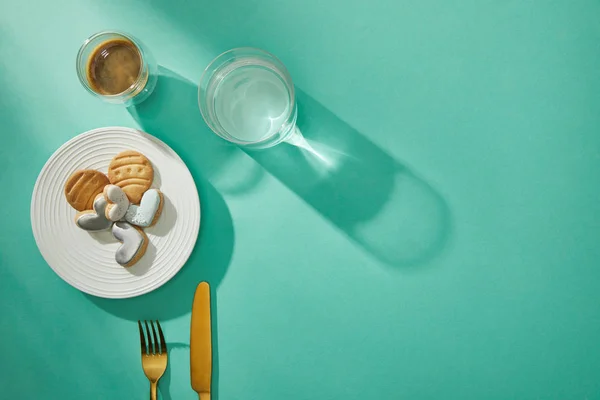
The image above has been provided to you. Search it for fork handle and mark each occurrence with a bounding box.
[150,381,158,400]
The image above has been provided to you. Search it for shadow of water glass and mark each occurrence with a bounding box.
[249,89,452,268]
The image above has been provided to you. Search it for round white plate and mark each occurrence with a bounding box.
[31,127,200,299]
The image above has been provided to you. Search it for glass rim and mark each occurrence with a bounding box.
[198,47,297,146]
[76,30,147,99]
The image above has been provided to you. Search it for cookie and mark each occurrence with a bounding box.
[112,221,148,267]
[124,189,164,228]
[64,169,110,211]
[107,150,154,204]
[74,194,112,231]
[103,185,130,222]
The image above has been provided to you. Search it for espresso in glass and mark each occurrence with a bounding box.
[87,39,143,95]
[76,31,157,105]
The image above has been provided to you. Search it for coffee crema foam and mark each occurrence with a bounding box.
[86,39,147,96]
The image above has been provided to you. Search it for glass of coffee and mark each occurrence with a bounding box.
[76,31,157,105]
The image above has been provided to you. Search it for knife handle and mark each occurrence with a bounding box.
[199,393,211,400]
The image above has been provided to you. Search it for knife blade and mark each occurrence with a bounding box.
[190,281,212,400]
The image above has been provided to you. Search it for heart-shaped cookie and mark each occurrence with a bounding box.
[74,194,112,231]
[124,189,164,228]
[104,185,130,222]
[112,221,148,267]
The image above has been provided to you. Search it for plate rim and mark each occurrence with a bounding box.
[30,126,201,299]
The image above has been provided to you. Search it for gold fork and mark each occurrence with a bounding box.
[138,320,168,400]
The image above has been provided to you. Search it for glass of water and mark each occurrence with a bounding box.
[198,48,298,149]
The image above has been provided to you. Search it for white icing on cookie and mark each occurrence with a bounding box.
[125,189,163,227]
[104,185,130,221]
[112,222,147,266]
[75,194,112,231]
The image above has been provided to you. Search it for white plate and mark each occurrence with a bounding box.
[31,127,200,299]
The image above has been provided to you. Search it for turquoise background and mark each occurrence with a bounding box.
[1,0,600,398]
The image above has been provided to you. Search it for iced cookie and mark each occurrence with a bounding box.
[112,222,148,267]
[125,189,164,228]
[103,184,130,221]
[107,150,154,204]
[64,169,110,211]
[74,194,112,231]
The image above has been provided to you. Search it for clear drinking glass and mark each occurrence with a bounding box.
[76,31,158,106]
[198,48,299,149]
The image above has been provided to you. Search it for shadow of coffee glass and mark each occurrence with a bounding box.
[198,47,303,149]
[76,30,158,106]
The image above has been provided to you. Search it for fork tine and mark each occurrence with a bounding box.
[156,320,167,354]
[138,320,147,355]
[149,320,159,354]
[144,320,155,354]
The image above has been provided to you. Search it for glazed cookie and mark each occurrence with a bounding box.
[74,194,112,231]
[103,185,130,222]
[107,150,154,204]
[112,221,148,267]
[64,169,110,211]
[124,189,164,228]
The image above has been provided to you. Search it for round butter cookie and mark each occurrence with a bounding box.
[107,150,154,204]
[64,169,110,211]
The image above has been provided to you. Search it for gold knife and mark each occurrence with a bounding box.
[191,282,212,400]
